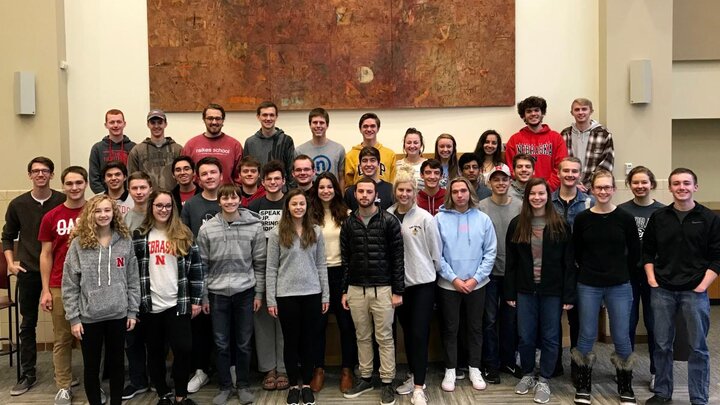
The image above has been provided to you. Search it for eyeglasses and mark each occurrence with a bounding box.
[204,116,223,122]
[174,166,193,173]
[593,185,614,192]
[153,203,173,211]
[30,169,51,175]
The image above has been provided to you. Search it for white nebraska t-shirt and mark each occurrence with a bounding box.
[148,228,179,313]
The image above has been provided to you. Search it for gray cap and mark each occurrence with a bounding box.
[146,109,166,121]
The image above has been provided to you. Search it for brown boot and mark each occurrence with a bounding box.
[340,367,354,393]
[310,367,325,392]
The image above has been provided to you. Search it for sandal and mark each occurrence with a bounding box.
[262,370,277,390]
[275,373,290,390]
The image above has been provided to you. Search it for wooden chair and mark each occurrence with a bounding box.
[0,253,21,380]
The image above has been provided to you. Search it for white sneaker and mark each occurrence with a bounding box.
[187,369,209,393]
[411,388,428,405]
[54,388,72,405]
[100,389,107,404]
[396,373,426,395]
[230,365,237,388]
[469,367,487,390]
[441,368,456,392]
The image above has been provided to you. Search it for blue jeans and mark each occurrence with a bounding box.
[517,293,562,379]
[576,282,632,359]
[210,289,255,390]
[650,287,710,404]
[482,276,518,370]
[629,275,655,374]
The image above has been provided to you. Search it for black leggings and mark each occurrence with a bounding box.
[277,294,322,386]
[397,282,435,385]
[81,318,126,405]
[143,307,192,398]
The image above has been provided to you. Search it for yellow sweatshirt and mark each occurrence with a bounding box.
[344,142,397,188]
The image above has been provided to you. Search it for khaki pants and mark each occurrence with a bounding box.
[50,287,75,389]
[347,285,395,382]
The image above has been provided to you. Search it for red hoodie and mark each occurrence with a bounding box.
[417,188,446,216]
[505,124,567,191]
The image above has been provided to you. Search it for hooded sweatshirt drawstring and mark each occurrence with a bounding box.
[97,244,113,286]
[97,249,102,287]
[107,244,112,286]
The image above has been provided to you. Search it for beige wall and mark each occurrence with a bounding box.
[0,0,68,192]
[672,119,720,202]
[64,0,600,167]
[673,61,720,119]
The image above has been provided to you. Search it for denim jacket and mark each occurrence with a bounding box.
[551,189,595,229]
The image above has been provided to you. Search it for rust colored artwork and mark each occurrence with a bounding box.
[147,0,515,111]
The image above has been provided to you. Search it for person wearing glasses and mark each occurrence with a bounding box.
[132,190,204,405]
[244,101,296,181]
[170,156,201,213]
[181,103,244,185]
[571,170,641,405]
[4,157,66,396]
[291,155,316,192]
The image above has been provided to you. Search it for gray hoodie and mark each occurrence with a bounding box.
[62,231,140,325]
[243,128,295,179]
[196,209,267,303]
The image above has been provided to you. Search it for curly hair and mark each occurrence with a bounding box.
[69,194,130,249]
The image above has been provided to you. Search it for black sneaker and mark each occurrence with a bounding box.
[301,387,316,405]
[500,364,523,379]
[10,375,37,396]
[286,387,300,405]
[483,368,501,384]
[176,398,198,405]
[122,384,149,400]
[644,395,672,404]
[381,384,396,405]
[343,378,374,399]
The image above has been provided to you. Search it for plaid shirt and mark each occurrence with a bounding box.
[561,123,615,188]
[132,231,205,315]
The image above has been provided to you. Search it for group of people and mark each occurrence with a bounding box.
[2,96,718,405]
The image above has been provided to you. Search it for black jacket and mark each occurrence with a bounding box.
[340,209,405,295]
[642,202,720,291]
[171,184,201,215]
[504,217,576,304]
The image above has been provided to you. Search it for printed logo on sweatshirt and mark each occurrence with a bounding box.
[514,143,554,156]
[116,257,125,268]
[313,155,332,173]
[409,225,422,236]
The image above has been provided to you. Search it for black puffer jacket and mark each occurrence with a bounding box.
[340,209,405,295]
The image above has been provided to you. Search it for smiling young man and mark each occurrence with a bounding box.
[244,101,295,181]
[128,109,183,191]
[560,98,615,192]
[343,146,394,211]
[642,168,720,405]
[197,184,266,405]
[102,161,134,217]
[296,108,346,190]
[124,171,154,232]
[170,156,201,213]
[549,157,594,379]
[180,156,223,394]
[417,159,446,216]
[182,104,243,185]
[290,154,316,192]
[505,96,567,191]
[508,154,536,202]
[234,156,266,207]
[344,112,397,187]
[37,166,87,405]
[341,177,404,404]
[477,164,522,384]
[4,157,66,396]
[89,109,137,193]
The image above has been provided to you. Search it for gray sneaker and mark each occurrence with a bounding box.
[54,388,72,405]
[213,389,233,405]
[237,388,254,405]
[343,378,374,399]
[395,374,426,395]
[380,384,396,405]
[10,375,37,396]
[515,375,537,395]
[534,381,551,404]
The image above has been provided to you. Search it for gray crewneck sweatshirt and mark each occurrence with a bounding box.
[265,225,329,308]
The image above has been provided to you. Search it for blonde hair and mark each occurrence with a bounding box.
[393,165,417,195]
[69,194,130,249]
[443,177,479,210]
